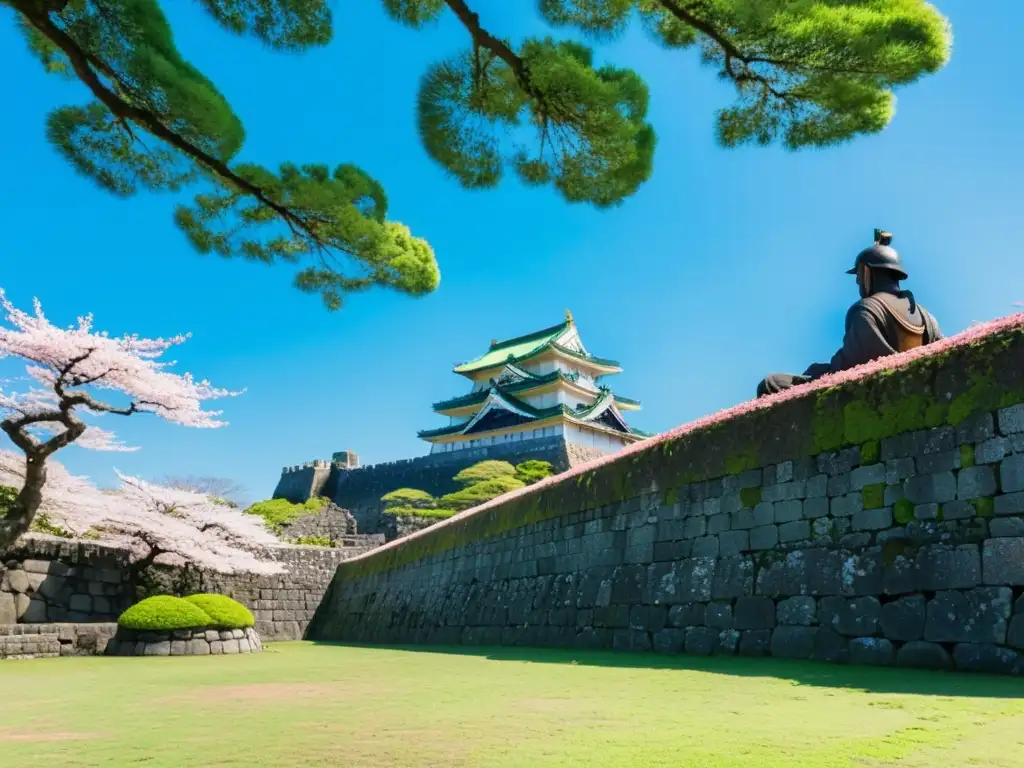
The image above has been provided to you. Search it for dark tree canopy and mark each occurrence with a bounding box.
[7,0,951,308]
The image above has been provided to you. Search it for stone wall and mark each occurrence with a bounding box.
[0,622,118,659]
[329,435,594,534]
[2,533,384,644]
[309,319,1024,675]
[279,503,358,542]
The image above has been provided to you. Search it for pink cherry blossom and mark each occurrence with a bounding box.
[0,290,242,552]
[0,450,283,575]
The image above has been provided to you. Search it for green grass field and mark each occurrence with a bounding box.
[2,642,1024,767]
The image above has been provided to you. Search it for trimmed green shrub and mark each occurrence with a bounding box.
[381,488,436,509]
[244,496,329,533]
[292,535,333,547]
[386,506,457,520]
[439,475,526,511]
[453,460,517,488]
[118,595,213,631]
[183,594,254,629]
[514,460,554,485]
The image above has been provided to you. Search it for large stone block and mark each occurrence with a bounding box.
[652,628,685,654]
[976,437,1008,465]
[896,641,953,670]
[711,556,755,600]
[853,507,892,532]
[818,596,881,637]
[953,643,1021,675]
[849,637,894,666]
[734,597,776,630]
[777,596,817,626]
[738,629,772,657]
[684,626,718,656]
[983,538,1024,586]
[904,472,957,505]
[998,404,1024,436]
[880,595,926,642]
[770,626,818,659]
[1002,455,1024,494]
[706,602,733,629]
[750,525,778,551]
[914,544,981,591]
[851,464,886,491]
[0,593,15,624]
[678,558,715,603]
[957,466,998,500]
[811,628,849,663]
[924,588,1013,644]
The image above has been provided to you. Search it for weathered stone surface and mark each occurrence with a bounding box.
[711,556,754,600]
[716,629,741,655]
[996,492,1024,517]
[777,596,817,626]
[1007,615,1024,651]
[831,493,863,518]
[652,628,684,653]
[953,643,1020,675]
[904,472,957,505]
[853,507,892,532]
[957,466,998,500]
[819,596,881,637]
[719,531,749,556]
[811,628,849,663]
[999,404,1024,436]
[668,603,706,628]
[896,641,953,670]
[684,626,718,656]
[6,568,29,594]
[774,501,803,524]
[915,544,981,591]
[706,602,733,629]
[750,525,778,551]
[779,521,810,544]
[925,588,1013,644]
[734,597,776,630]
[0,593,15,625]
[983,538,1024,585]
[976,437,1008,465]
[1001,455,1024,494]
[990,518,1024,538]
[738,629,772,657]
[880,595,926,642]
[849,637,894,666]
[770,626,817,659]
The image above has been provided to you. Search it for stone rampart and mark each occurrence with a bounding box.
[329,435,592,534]
[309,316,1024,676]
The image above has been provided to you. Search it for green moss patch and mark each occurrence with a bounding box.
[183,594,254,629]
[970,497,995,519]
[861,483,885,509]
[740,487,762,508]
[892,498,914,525]
[860,440,880,465]
[244,496,329,533]
[960,444,975,469]
[118,596,213,631]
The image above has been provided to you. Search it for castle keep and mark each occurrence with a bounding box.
[273,313,648,533]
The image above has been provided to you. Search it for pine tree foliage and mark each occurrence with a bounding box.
[7,1,950,307]
[7,0,439,310]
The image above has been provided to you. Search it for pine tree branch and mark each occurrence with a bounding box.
[443,0,528,85]
[12,2,350,257]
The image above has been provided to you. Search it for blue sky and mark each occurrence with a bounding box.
[1,2,1021,503]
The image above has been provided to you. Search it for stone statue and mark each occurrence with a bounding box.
[757,230,942,398]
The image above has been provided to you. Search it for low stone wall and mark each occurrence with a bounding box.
[308,318,1024,676]
[108,626,263,656]
[0,622,118,659]
[1,533,384,645]
[1,538,133,624]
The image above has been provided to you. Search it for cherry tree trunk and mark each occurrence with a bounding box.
[0,453,46,554]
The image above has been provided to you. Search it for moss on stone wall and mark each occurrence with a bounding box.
[861,483,885,509]
[326,326,1024,584]
[893,498,914,525]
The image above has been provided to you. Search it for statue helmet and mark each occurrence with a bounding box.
[846,229,908,281]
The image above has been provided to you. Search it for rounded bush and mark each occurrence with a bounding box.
[118,595,213,631]
[183,593,255,629]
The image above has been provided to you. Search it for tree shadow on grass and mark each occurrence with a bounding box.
[309,641,1024,699]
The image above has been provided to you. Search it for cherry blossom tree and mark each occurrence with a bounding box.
[0,290,240,553]
[0,450,282,575]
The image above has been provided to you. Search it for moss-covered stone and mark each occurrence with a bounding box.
[860,439,880,465]
[862,483,885,509]
[893,498,914,525]
[960,444,975,469]
[740,487,762,508]
[970,497,995,519]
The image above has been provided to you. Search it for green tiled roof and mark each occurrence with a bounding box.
[452,321,621,375]
[453,321,569,374]
[432,371,561,411]
[418,390,635,440]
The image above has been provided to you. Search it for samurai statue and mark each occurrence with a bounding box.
[757,230,942,398]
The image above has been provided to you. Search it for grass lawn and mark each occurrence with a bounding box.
[2,642,1024,767]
